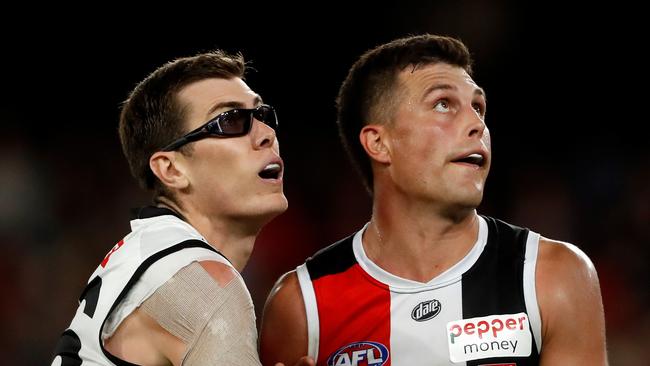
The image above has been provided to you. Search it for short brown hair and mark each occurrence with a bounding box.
[118,50,245,197]
[336,34,473,194]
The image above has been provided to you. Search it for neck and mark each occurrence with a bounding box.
[155,196,259,272]
[363,189,480,283]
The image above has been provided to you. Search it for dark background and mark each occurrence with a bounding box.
[1,2,648,364]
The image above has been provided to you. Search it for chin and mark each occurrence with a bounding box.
[447,189,484,212]
[443,196,483,221]
[459,180,486,204]
[464,191,484,208]
[256,195,289,218]
[272,197,289,215]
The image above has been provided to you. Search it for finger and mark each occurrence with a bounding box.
[296,356,315,366]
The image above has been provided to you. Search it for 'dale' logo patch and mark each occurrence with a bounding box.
[411,299,441,321]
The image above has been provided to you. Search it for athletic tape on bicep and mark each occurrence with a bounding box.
[140,261,261,365]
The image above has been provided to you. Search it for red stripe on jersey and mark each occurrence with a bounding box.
[313,263,391,366]
[101,239,124,268]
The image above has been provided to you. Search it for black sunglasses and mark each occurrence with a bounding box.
[161,104,278,151]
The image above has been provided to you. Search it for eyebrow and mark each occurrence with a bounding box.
[474,87,487,102]
[206,95,263,116]
[423,83,487,102]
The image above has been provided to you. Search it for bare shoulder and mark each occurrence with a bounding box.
[198,260,237,287]
[536,237,601,303]
[260,270,309,366]
[537,237,594,264]
[535,237,607,365]
[266,270,302,305]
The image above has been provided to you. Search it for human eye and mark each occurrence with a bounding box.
[472,102,486,117]
[433,99,451,113]
[217,109,248,133]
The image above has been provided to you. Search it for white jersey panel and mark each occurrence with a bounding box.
[296,263,320,361]
[389,281,464,366]
[103,247,231,339]
[53,213,227,365]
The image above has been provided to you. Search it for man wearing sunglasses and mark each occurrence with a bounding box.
[260,35,607,365]
[52,50,313,365]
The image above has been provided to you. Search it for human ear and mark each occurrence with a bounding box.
[149,152,190,190]
[359,124,391,164]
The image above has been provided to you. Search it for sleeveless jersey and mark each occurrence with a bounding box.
[296,216,542,366]
[51,207,235,365]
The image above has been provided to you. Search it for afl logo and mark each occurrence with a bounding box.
[326,341,389,366]
[411,299,441,322]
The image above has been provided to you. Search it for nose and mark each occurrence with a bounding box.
[466,107,486,139]
[251,118,276,149]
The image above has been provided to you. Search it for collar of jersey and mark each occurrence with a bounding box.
[130,206,185,221]
[352,215,488,292]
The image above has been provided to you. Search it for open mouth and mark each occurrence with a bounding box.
[451,153,485,167]
[258,163,282,179]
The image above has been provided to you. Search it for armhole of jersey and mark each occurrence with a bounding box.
[102,247,227,341]
[523,231,542,353]
[98,239,222,365]
[296,263,319,362]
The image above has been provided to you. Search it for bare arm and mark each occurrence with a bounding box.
[260,271,312,366]
[536,238,608,365]
[104,260,248,366]
[104,307,182,365]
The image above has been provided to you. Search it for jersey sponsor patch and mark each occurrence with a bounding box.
[326,341,389,366]
[411,299,441,321]
[446,313,531,362]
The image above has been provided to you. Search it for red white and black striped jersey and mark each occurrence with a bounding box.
[296,215,542,366]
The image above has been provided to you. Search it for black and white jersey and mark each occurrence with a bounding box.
[52,207,233,365]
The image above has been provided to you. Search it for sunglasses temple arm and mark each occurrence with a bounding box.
[161,130,206,151]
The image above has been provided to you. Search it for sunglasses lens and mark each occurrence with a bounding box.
[214,109,249,135]
[255,105,277,129]
[205,105,276,137]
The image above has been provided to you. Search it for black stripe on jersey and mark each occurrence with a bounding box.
[79,276,102,318]
[462,216,540,365]
[52,329,82,365]
[98,239,221,366]
[130,206,185,221]
[305,234,357,281]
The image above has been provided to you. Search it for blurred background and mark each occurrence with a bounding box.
[2,2,648,364]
